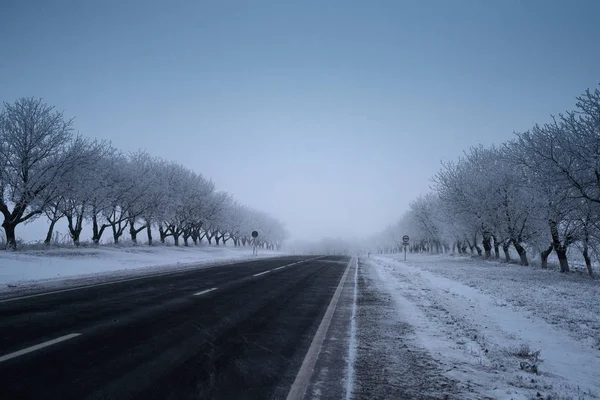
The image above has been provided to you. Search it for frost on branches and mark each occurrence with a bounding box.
[373,85,600,276]
[0,98,288,250]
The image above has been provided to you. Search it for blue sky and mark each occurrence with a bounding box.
[1,0,599,242]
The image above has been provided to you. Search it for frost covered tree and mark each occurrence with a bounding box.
[0,98,87,249]
[376,85,600,276]
[432,145,539,265]
[155,163,216,246]
[123,151,165,245]
[508,87,600,273]
[42,137,111,245]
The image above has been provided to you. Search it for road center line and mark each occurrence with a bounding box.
[193,288,218,296]
[0,333,82,364]
[253,270,272,277]
[273,266,286,271]
[0,257,320,304]
[286,257,353,400]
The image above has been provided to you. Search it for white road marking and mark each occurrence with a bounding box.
[0,333,82,363]
[193,287,218,296]
[1,257,324,305]
[345,258,359,400]
[249,256,323,279]
[286,257,353,400]
[0,258,256,304]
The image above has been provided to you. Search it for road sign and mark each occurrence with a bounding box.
[251,231,259,256]
[402,235,409,261]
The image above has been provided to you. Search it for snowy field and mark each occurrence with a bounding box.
[365,253,600,399]
[0,245,284,297]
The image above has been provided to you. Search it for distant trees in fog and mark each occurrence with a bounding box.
[374,85,600,276]
[0,97,288,250]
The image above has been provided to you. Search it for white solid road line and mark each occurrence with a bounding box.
[286,257,353,400]
[253,270,272,277]
[273,265,287,271]
[0,333,82,364]
[193,287,218,296]
[345,258,359,400]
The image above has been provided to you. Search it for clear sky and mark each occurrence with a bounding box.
[1,0,599,242]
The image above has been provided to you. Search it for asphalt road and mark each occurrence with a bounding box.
[0,255,350,400]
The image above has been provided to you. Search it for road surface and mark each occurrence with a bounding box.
[0,255,350,400]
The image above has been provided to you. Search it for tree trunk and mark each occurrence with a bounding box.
[512,240,529,266]
[66,214,84,246]
[71,229,81,246]
[173,233,180,246]
[464,237,474,255]
[502,241,511,262]
[555,247,570,272]
[111,220,128,245]
[92,213,100,245]
[159,226,167,244]
[492,235,500,259]
[482,231,492,259]
[128,218,147,245]
[112,224,119,245]
[147,223,153,246]
[130,222,138,244]
[540,244,553,269]
[549,220,569,272]
[44,219,58,245]
[91,215,107,245]
[183,235,190,247]
[2,222,16,250]
[473,234,482,256]
[215,235,221,245]
[582,239,594,277]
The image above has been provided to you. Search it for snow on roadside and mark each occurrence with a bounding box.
[385,253,600,352]
[0,245,284,295]
[367,254,600,399]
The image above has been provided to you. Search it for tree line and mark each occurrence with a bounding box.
[0,98,288,250]
[374,85,600,276]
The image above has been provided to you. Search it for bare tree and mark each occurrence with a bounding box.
[0,98,84,249]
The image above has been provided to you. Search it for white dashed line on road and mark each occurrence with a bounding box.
[0,333,82,364]
[193,288,218,296]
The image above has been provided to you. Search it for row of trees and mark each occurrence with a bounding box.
[0,98,288,250]
[374,85,600,276]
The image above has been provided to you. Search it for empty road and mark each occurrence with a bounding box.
[0,255,350,399]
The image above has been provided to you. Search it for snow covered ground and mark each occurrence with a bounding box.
[0,245,284,297]
[364,253,600,399]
